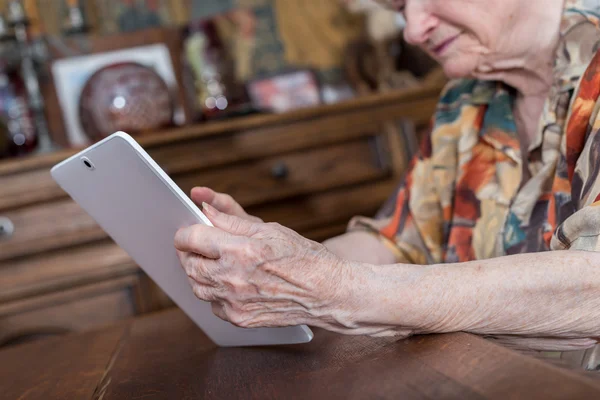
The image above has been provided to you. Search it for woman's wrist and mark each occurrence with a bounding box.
[317,260,444,337]
[360,263,439,334]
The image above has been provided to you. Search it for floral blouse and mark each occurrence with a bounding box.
[349,1,600,264]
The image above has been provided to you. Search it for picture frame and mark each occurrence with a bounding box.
[52,43,181,146]
[42,27,191,147]
[246,69,322,114]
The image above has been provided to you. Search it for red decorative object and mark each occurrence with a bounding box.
[0,66,38,159]
[78,62,173,141]
[247,70,322,114]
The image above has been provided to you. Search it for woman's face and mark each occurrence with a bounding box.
[375,0,555,79]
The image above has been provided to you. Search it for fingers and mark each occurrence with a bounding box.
[174,209,259,259]
[211,192,246,217]
[201,202,259,236]
[210,302,251,327]
[190,187,217,208]
[177,250,219,286]
[177,250,221,302]
[191,187,243,216]
[211,302,228,321]
[174,224,229,258]
[189,279,219,302]
[191,187,263,223]
[210,301,304,328]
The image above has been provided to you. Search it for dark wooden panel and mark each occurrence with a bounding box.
[0,169,60,212]
[252,179,397,233]
[150,116,383,177]
[4,308,599,400]
[177,138,389,208]
[0,117,382,211]
[0,241,135,303]
[0,276,139,347]
[0,200,103,262]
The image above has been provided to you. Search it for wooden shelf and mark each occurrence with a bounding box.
[0,79,444,176]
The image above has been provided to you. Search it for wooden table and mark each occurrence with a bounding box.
[2,308,600,399]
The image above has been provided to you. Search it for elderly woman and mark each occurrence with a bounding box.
[175,0,600,357]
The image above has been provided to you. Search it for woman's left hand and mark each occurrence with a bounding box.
[174,202,356,331]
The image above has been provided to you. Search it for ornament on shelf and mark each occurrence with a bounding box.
[184,19,231,119]
[183,11,259,121]
[62,0,91,36]
[78,62,174,141]
[4,0,56,155]
[0,63,37,158]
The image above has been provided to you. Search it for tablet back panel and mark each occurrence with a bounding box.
[51,132,313,347]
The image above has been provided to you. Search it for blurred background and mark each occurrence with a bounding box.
[0,0,443,348]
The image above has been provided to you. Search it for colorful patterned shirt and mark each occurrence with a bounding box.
[349,1,600,264]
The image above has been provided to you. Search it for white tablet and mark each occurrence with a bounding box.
[51,131,313,347]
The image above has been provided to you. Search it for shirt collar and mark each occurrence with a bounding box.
[435,2,600,164]
[471,1,600,160]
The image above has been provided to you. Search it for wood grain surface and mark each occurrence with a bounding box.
[2,308,600,400]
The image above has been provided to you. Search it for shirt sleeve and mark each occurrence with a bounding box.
[347,129,444,265]
[551,54,600,252]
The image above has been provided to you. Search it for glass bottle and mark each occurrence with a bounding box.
[0,62,38,159]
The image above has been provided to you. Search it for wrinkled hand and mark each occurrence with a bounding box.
[174,202,354,331]
[191,187,262,223]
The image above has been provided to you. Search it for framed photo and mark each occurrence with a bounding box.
[51,43,182,146]
[42,27,190,147]
[246,70,322,114]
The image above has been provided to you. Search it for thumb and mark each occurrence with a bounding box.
[202,202,257,236]
[191,187,216,208]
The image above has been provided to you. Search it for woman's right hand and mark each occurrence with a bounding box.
[190,187,263,223]
[191,187,396,265]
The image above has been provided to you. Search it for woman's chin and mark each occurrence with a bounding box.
[440,58,477,79]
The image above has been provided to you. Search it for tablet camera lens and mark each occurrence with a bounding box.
[82,157,95,170]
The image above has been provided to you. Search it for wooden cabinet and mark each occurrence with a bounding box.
[0,84,441,348]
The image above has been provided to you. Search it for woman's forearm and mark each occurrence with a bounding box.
[341,251,600,351]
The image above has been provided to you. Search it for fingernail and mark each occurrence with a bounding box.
[202,202,216,215]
